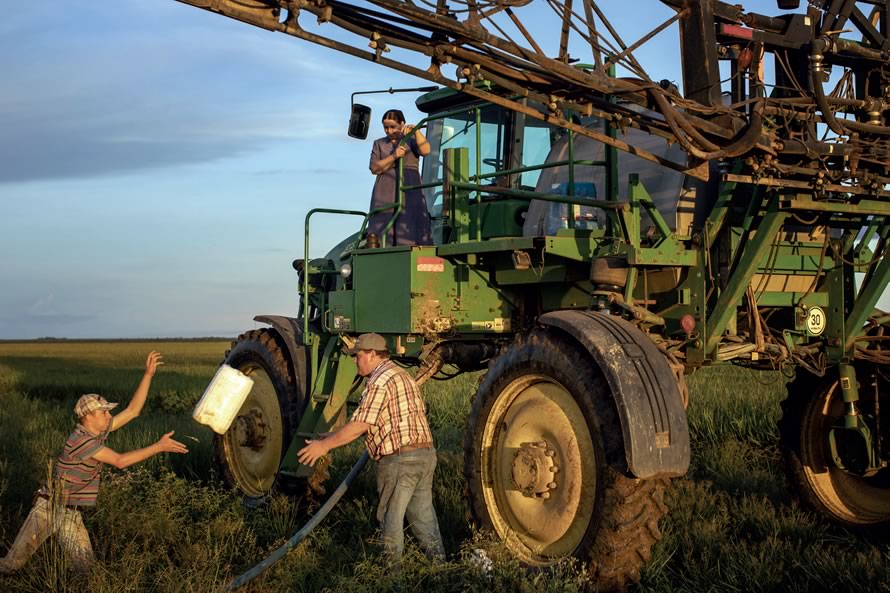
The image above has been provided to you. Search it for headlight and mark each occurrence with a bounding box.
[340,263,353,279]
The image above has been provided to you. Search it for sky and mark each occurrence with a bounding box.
[1,1,875,339]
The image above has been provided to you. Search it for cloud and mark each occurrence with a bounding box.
[17,295,96,327]
[27,294,56,314]
[0,5,367,185]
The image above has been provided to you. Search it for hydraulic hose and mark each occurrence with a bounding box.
[810,37,890,136]
[650,88,763,160]
[810,37,846,136]
[225,451,371,591]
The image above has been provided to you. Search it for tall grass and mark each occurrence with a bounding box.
[0,342,887,592]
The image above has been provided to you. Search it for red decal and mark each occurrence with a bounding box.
[416,256,445,273]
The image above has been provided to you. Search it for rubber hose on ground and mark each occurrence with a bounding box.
[225,451,371,591]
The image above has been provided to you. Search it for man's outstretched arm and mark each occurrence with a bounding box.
[297,421,371,467]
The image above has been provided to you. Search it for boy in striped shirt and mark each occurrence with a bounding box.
[0,351,188,574]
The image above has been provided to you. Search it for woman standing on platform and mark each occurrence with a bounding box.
[367,109,433,246]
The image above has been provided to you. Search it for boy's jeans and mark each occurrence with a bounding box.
[0,496,95,574]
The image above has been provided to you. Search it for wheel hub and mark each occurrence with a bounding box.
[234,409,268,451]
[511,441,559,498]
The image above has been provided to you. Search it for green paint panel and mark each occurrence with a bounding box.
[349,246,514,335]
[477,199,527,238]
[352,248,413,333]
[327,291,355,332]
[540,284,596,310]
[410,249,514,334]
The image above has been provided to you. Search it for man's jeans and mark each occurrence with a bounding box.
[0,496,95,574]
[375,448,445,562]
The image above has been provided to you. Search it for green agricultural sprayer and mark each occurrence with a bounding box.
[176,0,890,588]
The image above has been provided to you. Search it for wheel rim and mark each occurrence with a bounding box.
[221,363,285,498]
[480,374,597,563]
[801,379,890,524]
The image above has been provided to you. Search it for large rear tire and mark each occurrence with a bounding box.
[779,366,890,528]
[214,329,311,505]
[465,329,668,591]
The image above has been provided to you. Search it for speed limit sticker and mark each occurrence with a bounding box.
[806,306,826,336]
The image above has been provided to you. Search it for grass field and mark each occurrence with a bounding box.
[0,340,887,593]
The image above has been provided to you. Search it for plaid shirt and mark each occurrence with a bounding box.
[351,360,434,460]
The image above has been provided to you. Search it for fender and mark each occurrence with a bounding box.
[539,310,690,479]
[254,315,309,396]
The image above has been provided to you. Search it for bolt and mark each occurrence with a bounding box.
[551,466,559,473]
[545,449,555,457]
[538,492,551,499]
[547,482,558,489]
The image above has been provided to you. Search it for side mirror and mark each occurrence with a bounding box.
[348,104,372,139]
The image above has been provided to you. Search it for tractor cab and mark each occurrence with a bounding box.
[415,87,715,246]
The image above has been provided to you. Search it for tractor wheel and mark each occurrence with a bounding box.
[465,329,668,590]
[779,367,890,528]
[214,329,314,505]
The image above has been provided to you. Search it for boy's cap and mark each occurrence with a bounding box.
[74,393,118,418]
[345,333,388,354]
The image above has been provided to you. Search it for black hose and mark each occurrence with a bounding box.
[810,37,847,136]
[650,88,763,160]
[810,37,890,136]
[224,451,371,591]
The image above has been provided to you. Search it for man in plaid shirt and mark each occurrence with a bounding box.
[298,333,445,562]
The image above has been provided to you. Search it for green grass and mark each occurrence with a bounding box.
[0,342,887,593]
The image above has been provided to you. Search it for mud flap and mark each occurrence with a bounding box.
[539,310,690,479]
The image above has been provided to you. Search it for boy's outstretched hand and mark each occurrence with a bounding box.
[156,431,189,455]
[145,351,164,377]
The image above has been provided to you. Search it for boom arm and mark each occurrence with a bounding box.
[175,0,890,193]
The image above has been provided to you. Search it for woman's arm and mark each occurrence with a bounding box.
[370,150,405,175]
[370,138,408,175]
[406,124,431,157]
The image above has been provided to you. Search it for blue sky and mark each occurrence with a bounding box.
[2,1,868,338]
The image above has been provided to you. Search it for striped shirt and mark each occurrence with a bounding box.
[351,360,434,460]
[50,425,110,507]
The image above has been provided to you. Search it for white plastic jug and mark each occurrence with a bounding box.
[192,364,255,434]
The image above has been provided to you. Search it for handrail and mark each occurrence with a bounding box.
[401,159,608,194]
[366,99,617,247]
[450,182,628,210]
[303,208,367,343]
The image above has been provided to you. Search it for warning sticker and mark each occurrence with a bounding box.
[416,256,445,273]
[806,306,826,336]
[471,318,512,332]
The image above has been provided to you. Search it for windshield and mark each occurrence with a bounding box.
[421,105,507,217]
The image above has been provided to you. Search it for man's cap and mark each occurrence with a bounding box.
[74,393,118,418]
[345,333,388,354]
